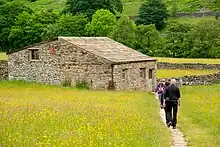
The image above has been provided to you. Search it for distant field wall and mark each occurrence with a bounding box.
[0,60,8,80]
[157,72,220,86]
[157,62,220,70]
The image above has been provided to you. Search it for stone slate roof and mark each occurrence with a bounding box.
[59,37,156,63]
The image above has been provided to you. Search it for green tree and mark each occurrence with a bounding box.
[85,9,116,36]
[189,20,220,58]
[135,24,164,55]
[63,0,123,19]
[164,21,192,57]
[0,1,32,51]
[110,15,136,49]
[43,14,88,39]
[8,11,58,51]
[171,0,178,17]
[136,0,168,30]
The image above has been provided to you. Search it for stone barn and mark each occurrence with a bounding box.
[8,37,156,91]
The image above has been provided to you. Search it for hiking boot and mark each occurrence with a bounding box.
[167,122,172,127]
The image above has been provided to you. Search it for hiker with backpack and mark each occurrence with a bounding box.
[163,79,181,129]
[155,79,165,108]
[161,81,171,124]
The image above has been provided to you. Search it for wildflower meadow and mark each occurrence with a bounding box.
[0,81,171,146]
[178,85,220,147]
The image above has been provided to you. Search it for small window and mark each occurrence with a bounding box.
[149,69,153,79]
[30,49,39,60]
[140,68,146,79]
[122,69,128,79]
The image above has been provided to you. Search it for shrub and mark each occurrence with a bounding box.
[62,79,72,87]
[75,80,89,89]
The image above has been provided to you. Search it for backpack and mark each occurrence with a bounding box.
[159,85,164,92]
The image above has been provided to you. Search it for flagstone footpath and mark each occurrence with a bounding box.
[155,94,188,147]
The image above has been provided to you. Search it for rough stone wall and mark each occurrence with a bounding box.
[8,39,113,90]
[57,39,113,90]
[8,40,63,85]
[157,62,220,70]
[113,61,157,91]
[157,72,220,86]
[0,60,8,80]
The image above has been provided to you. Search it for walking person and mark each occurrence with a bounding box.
[163,79,181,129]
[161,81,170,124]
[155,79,165,108]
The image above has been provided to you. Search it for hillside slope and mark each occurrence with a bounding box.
[1,0,219,16]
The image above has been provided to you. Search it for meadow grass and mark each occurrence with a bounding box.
[156,57,220,64]
[178,85,220,147]
[157,69,220,78]
[0,81,171,146]
[0,52,8,60]
[168,16,215,24]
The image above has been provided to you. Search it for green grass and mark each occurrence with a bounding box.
[0,52,8,60]
[168,16,215,24]
[178,85,220,146]
[156,57,220,64]
[157,69,220,78]
[0,81,171,146]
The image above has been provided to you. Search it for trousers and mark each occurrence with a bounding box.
[165,100,178,126]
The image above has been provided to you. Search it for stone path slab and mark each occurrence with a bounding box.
[155,94,188,147]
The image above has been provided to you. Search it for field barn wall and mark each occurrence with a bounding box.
[0,60,8,80]
[113,61,156,91]
[157,62,220,70]
[8,39,112,90]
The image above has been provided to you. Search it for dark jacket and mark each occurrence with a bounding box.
[164,84,180,101]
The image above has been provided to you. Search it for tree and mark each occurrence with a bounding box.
[110,15,136,49]
[164,21,192,57]
[43,14,88,40]
[171,0,178,17]
[8,11,58,51]
[136,0,168,30]
[63,0,123,19]
[0,1,32,51]
[85,9,116,36]
[189,20,220,58]
[135,24,164,55]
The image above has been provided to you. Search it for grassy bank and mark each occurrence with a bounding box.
[178,85,220,146]
[157,69,220,78]
[0,52,8,60]
[0,81,170,146]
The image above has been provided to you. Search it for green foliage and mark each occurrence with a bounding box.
[63,0,123,19]
[75,80,89,89]
[135,24,163,55]
[62,79,72,87]
[8,10,58,51]
[0,1,33,52]
[171,0,177,17]
[111,15,163,55]
[136,0,168,30]
[86,9,116,36]
[44,14,88,40]
[163,21,192,57]
[110,15,136,49]
[189,20,220,58]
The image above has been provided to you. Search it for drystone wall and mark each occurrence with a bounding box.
[157,62,220,70]
[0,60,8,80]
[157,72,220,86]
